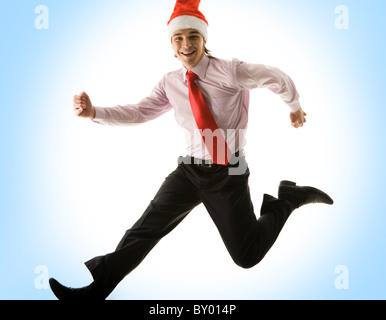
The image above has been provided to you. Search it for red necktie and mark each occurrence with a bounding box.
[186,71,231,165]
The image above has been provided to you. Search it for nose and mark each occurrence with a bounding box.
[182,37,192,49]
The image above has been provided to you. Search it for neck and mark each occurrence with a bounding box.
[182,53,205,71]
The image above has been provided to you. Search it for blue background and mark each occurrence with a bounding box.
[1,0,385,300]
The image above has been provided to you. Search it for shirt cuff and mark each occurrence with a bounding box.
[91,106,106,125]
[288,102,301,113]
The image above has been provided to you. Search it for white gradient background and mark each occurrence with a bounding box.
[0,0,385,300]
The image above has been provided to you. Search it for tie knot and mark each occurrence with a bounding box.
[186,71,197,82]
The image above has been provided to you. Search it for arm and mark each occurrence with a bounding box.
[235,61,306,128]
[73,78,172,125]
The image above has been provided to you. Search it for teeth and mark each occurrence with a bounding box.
[181,51,195,55]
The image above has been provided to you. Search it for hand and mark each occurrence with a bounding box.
[290,107,307,128]
[73,91,95,119]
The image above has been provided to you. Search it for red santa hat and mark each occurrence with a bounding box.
[167,0,208,41]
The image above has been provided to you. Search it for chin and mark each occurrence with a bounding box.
[180,58,195,69]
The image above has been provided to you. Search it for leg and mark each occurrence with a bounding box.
[50,164,201,300]
[200,165,292,269]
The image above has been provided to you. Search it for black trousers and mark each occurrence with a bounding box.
[85,156,293,298]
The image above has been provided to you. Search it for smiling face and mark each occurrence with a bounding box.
[172,29,206,70]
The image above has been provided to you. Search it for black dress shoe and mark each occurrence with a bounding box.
[49,278,105,301]
[278,180,334,209]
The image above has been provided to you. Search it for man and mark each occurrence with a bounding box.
[49,0,333,300]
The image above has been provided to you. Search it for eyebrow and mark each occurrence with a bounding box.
[173,31,200,37]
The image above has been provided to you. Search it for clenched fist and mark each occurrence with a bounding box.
[73,92,95,119]
[290,107,307,128]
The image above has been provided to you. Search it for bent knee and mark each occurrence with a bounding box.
[232,255,263,269]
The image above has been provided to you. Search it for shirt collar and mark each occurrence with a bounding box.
[183,54,210,81]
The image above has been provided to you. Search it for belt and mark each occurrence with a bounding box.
[190,149,246,168]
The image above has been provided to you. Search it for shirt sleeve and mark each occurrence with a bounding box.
[233,59,301,112]
[93,77,172,126]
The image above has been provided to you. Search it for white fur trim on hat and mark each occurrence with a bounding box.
[168,15,208,41]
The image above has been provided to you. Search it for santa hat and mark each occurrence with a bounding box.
[167,0,208,41]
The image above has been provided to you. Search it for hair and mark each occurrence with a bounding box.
[204,47,211,56]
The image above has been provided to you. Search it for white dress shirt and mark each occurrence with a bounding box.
[94,54,301,160]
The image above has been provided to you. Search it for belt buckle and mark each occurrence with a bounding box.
[204,159,213,168]
[192,157,213,167]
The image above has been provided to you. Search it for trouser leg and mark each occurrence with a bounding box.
[85,165,201,298]
[198,162,293,269]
